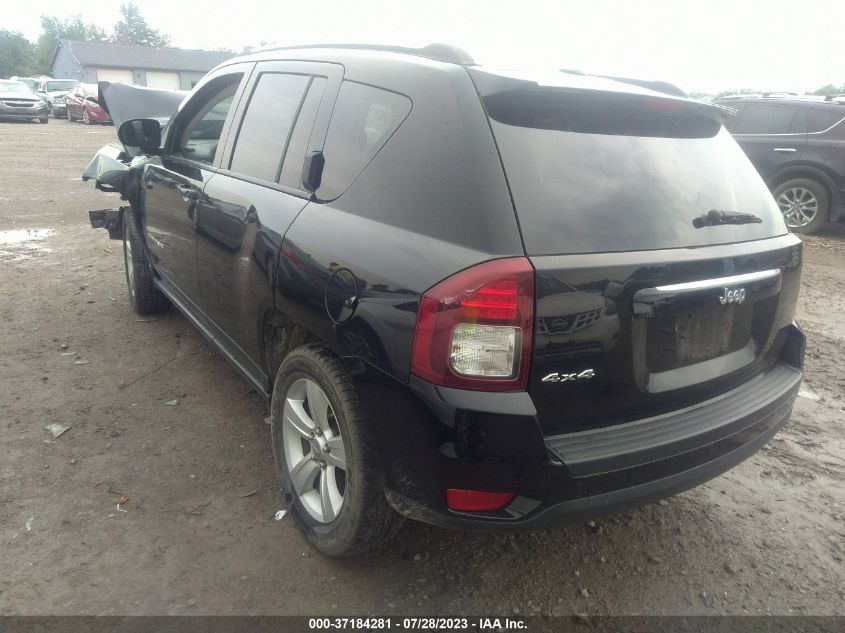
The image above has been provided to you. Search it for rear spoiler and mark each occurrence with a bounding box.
[595,75,686,97]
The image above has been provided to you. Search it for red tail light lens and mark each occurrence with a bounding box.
[411,257,534,391]
[446,489,516,512]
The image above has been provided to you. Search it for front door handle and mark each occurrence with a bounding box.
[773,147,797,153]
[177,185,199,201]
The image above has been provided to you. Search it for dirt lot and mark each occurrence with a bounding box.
[1,118,843,617]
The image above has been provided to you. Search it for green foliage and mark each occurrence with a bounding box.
[810,83,845,97]
[34,15,108,74]
[0,29,35,77]
[112,3,171,47]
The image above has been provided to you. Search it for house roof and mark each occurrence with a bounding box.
[52,40,235,73]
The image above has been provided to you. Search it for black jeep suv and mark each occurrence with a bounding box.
[86,44,805,556]
[716,95,845,234]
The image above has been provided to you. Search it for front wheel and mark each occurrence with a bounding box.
[271,345,403,556]
[773,178,829,234]
[67,108,75,122]
[82,109,90,125]
[38,117,48,124]
[122,212,169,314]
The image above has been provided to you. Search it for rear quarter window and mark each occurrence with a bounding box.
[317,81,412,201]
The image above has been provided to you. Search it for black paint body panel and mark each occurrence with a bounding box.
[114,46,806,529]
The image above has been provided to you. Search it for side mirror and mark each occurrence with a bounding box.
[302,150,325,193]
[118,118,162,153]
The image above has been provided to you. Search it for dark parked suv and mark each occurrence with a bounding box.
[86,44,805,556]
[716,95,845,234]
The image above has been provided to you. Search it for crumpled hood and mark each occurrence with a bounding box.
[98,81,188,155]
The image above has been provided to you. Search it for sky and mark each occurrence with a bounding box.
[4,0,843,95]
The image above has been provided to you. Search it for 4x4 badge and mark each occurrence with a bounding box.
[719,287,746,305]
[541,369,595,383]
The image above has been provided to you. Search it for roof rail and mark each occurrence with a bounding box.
[253,42,475,66]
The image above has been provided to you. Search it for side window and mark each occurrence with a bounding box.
[733,105,799,134]
[317,81,412,200]
[229,72,310,182]
[176,77,241,164]
[807,108,845,133]
[279,77,327,189]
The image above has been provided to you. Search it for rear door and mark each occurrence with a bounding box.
[142,65,250,308]
[195,61,342,379]
[730,102,808,180]
[478,82,801,435]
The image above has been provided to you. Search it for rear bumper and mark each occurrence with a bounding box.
[363,325,804,530]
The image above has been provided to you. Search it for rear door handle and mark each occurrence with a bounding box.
[177,185,199,200]
[773,147,797,153]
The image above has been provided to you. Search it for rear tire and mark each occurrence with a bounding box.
[773,178,829,235]
[271,344,403,556]
[122,212,169,314]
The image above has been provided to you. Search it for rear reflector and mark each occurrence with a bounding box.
[446,489,516,512]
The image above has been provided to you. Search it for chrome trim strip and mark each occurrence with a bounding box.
[653,268,780,294]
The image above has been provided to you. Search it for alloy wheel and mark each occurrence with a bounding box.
[282,378,346,523]
[777,187,818,229]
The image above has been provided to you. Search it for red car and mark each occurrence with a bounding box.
[66,84,112,124]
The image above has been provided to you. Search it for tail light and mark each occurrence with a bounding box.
[411,257,534,391]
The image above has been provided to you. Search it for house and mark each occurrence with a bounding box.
[49,40,236,90]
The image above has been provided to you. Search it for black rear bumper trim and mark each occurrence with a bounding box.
[545,363,801,476]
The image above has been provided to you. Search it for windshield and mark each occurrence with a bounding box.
[15,79,38,90]
[0,82,34,94]
[46,80,78,92]
[485,90,787,255]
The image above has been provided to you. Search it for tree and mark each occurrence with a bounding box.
[112,3,171,47]
[810,83,844,97]
[33,15,108,74]
[0,29,35,77]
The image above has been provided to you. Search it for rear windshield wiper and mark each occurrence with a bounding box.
[693,209,763,228]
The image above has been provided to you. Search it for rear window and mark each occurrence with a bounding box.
[317,81,411,200]
[486,90,786,255]
[733,104,801,134]
[808,108,845,133]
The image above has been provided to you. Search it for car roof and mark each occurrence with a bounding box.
[715,96,845,109]
[220,43,689,99]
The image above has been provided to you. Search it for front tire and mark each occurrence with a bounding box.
[38,117,48,124]
[773,178,829,234]
[82,109,90,125]
[271,345,403,556]
[122,212,169,314]
[67,108,75,122]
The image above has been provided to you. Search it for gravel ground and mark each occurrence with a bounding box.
[1,118,843,616]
